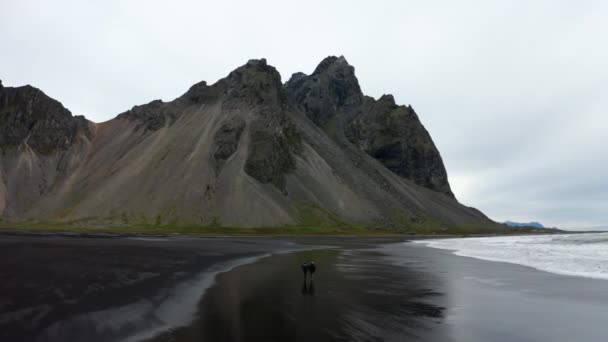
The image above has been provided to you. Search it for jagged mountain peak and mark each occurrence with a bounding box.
[226,58,281,84]
[312,55,351,74]
[212,58,285,107]
[120,58,286,130]
[376,94,397,106]
[285,72,307,87]
[0,82,90,153]
[285,56,363,127]
[244,58,269,68]
[310,55,361,96]
[185,59,280,102]
[284,58,453,198]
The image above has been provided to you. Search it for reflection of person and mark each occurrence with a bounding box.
[301,279,315,295]
[308,280,315,295]
[302,279,309,294]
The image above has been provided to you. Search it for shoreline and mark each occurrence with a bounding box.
[415,233,608,281]
[0,219,565,237]
[119,253,273,342]
[0,226,568,240]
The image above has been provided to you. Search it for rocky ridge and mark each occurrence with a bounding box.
[286,56,452,197]
[0,83,90,153]
[0,58,494,230]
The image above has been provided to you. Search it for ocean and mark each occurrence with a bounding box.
[414,233,608,280]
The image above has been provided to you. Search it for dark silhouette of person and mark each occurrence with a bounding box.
[309,262,316,280]
[300,261,317,295]
[301,261,317,280]
[301,262,310,279]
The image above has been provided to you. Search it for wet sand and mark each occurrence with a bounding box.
[2,233,607,341]
[149,246,444,342]
[147,239,608,342]
[394,243,608,342]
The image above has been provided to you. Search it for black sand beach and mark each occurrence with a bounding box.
[1,232,607,342]
[0,232,305,341]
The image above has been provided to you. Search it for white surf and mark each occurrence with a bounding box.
[414,233,608,280]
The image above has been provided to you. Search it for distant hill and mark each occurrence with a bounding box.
[504,221,545,228]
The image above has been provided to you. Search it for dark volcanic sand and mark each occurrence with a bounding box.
[2,233,608,342]
[0,232,306,342]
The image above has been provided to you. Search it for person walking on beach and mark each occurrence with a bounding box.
[301,261,316,280]
[301,261,317,295]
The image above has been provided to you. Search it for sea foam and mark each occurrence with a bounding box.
[414,233,608,280]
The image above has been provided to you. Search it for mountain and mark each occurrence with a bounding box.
[503,221,545,228]
[0,57,497,230]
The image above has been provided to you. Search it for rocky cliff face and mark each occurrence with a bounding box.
[285,56,453,197]
[0,59,493,229]
[285,56,363,127]
[0,83,90,153]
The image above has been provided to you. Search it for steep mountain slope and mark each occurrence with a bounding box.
[0,58,495,230]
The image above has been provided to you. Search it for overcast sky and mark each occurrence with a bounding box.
[1,0,606,230]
